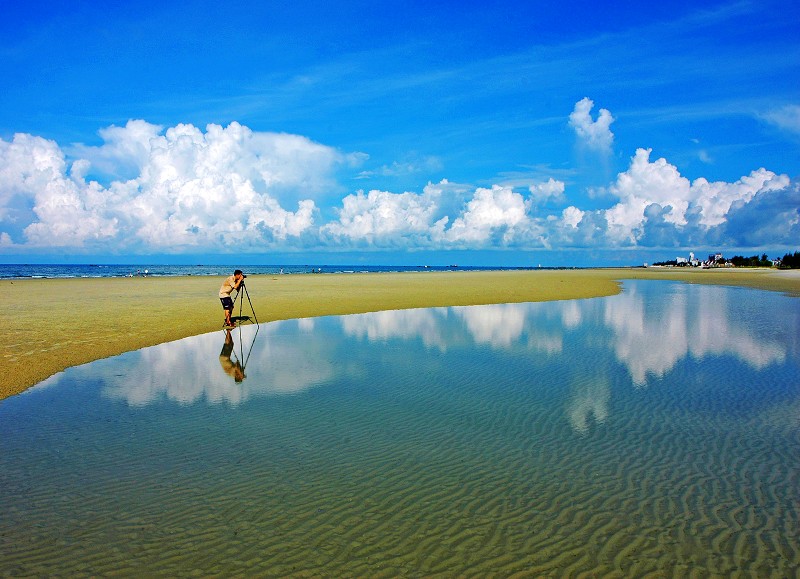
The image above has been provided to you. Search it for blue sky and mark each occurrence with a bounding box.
[1,0,798,266]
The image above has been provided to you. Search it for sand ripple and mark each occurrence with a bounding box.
[2,322,799,576]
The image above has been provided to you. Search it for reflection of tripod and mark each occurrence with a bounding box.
[231,281,259,326]
[220,323,260,382]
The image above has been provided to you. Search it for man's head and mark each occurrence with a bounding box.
[234,269,244,280]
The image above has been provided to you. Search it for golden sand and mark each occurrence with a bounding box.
[2,268,798,400]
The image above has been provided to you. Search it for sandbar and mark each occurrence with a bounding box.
[1,267,798,400]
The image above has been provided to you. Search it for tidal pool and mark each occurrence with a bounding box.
[1,280,799,576]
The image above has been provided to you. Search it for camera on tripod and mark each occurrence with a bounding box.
[226,271,257,328]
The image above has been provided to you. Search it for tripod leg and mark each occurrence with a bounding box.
[230,289,239,324]
[243,284,259,324]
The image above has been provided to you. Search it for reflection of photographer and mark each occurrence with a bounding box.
[219,329,246,383]
[219,269,245,328]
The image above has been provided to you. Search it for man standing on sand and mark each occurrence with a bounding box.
[219,269,245,328]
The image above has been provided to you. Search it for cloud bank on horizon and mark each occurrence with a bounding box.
[0,0,798,264]
[1,105,795,258]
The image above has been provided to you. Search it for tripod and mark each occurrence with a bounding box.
[230,281,259,326]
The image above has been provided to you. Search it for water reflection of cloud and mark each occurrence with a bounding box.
[606,284,786,387]
[526,334,563,355]
[82,280,793,429]
[347,303,566,353]
[567,377,610,434]
[339,304,565,354]
[102,335,228,406]
[248,322,337,395]
[341,308,448,350]
[298,317,316,332]
[102,322,337,406]
[453,303,529,347]
[560,300,583,329]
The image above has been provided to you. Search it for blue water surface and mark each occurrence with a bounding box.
[1,280,798,576]
[0,262,540,279]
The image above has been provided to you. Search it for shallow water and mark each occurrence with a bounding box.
[1,281,799,576]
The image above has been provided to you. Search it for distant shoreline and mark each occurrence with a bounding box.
[0,262,578,280]
[2,267,797,401]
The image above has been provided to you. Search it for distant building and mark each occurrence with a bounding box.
[653,251,726,268]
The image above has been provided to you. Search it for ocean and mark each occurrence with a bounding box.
[0,263,542,280]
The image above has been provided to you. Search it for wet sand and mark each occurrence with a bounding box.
[2,267,798,400]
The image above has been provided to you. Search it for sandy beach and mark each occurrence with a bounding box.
[2,267,798,400]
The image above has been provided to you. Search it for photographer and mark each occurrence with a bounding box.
[219,269,245,328]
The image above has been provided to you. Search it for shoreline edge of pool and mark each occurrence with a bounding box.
[2,267,799,400]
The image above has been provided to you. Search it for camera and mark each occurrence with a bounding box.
[242,274,247,278]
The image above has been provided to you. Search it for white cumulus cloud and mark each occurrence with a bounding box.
[0,110,795,257]
[444,185,529,245]
[562,206,584,229]
[321,186,447,246]
[70,119,162,179]
[0,121,355,251]
[603,148,790,246]
[569,97,615,153]
[529,178,566,203]
[0,132,119,247]
[321,179,544,249]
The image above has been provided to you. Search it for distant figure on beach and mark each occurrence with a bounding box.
[219,269,245,328]
[219,330,245,382]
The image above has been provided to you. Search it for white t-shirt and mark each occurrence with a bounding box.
[219,275,238,298]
